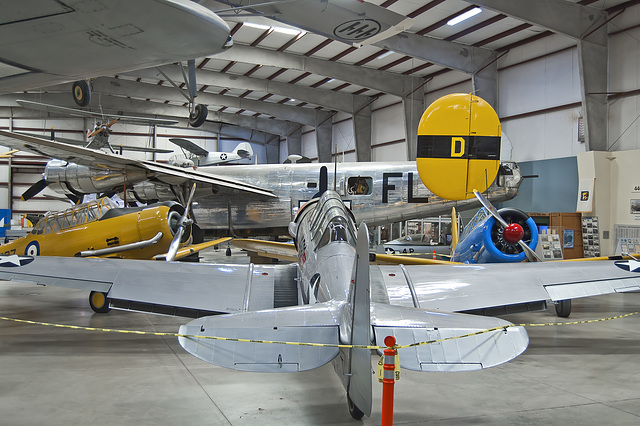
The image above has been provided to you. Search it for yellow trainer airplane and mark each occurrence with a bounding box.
[0,196,229,312]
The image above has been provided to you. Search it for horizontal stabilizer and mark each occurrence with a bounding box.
[179,304,340,372]
[371,303,528,372]
[230,239,298,262]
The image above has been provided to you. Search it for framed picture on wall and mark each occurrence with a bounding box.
[563,229,574,249]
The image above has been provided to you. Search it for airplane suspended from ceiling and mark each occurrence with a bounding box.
[168,138,253,167]
[212,0,414,47]
[0,0,232,126]
[16,99,176,154]
[0,94,523,234]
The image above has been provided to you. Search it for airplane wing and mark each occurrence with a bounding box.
[153,237,232,261]
[377,260,640,314]
[370,252,457,265]
[370,303,527,372]
[230,239,298,262]
[0,130,276,198]
[0,0,230,93]
[169,138,210,157]
[16,100,178,126]
[0,255,295,316]
[179,303,340,372]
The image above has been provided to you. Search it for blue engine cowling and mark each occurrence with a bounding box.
[452,208,538,264]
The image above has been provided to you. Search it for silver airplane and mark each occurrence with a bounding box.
[3,181,640,418]
[0,129,522,236]
[168,138,253,167]
[0,0,231,114]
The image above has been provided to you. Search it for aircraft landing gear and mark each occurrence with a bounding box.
[89,291,111,313]
[72,80,91,107]
[347,396,365,420]
[555,299,571,318]
[189,104,208,127]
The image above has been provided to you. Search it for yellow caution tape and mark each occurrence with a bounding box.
[1,311,638,351]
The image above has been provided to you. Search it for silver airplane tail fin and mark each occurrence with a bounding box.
[343,221,372,418]
[234,142,253,158]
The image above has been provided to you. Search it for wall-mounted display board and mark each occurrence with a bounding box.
[582,217,600,257]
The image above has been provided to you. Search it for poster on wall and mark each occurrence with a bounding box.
[563,229,574,249]
[577,178,595,212]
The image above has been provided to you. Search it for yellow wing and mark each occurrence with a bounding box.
[230,239,298,262]
[153,237,232,261]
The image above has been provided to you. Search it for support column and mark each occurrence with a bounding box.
[403,95,424,161]
[353,105,372,162]
[316,112,333,163]
[287,127,302,157]
[578,40,608,151]
[265,135,280,164]
[472,61,498,109]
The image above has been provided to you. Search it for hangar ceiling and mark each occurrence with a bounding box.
[10,0,639,159]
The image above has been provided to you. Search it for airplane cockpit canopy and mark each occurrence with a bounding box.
[309,191,356,250]
[460,207,489,240]
[32,197,118,235]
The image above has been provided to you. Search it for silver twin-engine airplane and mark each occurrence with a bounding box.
[2,94,640,419]
[0,130,522,235]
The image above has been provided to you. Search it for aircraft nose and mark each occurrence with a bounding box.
[503,223,524,245]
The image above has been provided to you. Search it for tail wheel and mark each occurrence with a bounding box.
[89,291,110,313]
[189,104,208,127]
[347,396,365,420]
[72,80,91,107]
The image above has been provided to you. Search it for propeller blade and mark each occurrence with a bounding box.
[473,189,509,228]
[165,183,197,262]
[473,189,543,262]
[21,179,48,201]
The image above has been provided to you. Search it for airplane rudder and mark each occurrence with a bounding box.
[416,93,501,201]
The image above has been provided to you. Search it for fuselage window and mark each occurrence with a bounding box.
[307,182,317,188]
[44,217,55,234]
[347,176,372,195]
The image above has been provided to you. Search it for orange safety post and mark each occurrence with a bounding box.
[432,250,437,260]
[381,335,397,426]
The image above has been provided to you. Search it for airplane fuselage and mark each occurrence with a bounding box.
[42,160,522,236]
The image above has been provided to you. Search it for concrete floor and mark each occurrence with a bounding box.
[1,249,640,425]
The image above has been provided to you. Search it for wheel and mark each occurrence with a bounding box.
[189,104,208,127]
[89,291,110,313]
[225,246,232,256]
[555,299,571,318]
[347,396,365,420]
[72,80,91,107]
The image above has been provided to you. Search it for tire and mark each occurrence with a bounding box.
[348,396,365,420]
[89,291,110,313]
[555,299,571,318]
[72,80,91,107]
[189,104,208,127]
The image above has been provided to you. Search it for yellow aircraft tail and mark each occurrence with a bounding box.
[416,93,501,201]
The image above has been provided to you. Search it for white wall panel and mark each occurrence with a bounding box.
[502,107,584,162]
[499,49,580,117]
[608,95,640,151]
[372,142,405,162]
[371,102,404,148]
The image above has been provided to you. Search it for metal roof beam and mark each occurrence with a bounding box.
[126,65,372,114]
[214,44,421,97]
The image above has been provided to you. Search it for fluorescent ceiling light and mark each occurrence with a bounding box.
[244,22,270,31]
[447,7,482,26]
[273,26,305,36]
[244,22,305,36]
[377,50,395,60]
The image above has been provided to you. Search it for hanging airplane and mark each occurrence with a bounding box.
[0,0,231,126]
[2,94,640,418]
[168,138,253,167]
[16,99,176,154]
